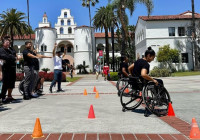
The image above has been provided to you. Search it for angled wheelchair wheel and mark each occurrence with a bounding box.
[120,82,143,110]
[18,79,25,95]
[117,78,128,97]
[143,83,171,117]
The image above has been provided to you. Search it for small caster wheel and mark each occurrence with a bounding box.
[122,108,126,112]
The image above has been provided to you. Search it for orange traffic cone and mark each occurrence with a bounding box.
[190,118,200,139]
[83,89,87,96]
[125,88,129,93]
[88,105,95,119]
[93,86,97,92]
[31,118,44,138]
[95,91,99,98]
[167,102,175,116]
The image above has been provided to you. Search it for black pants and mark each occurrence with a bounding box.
[1,67,16,99]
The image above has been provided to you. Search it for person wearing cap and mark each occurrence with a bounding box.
[49,43,66,93]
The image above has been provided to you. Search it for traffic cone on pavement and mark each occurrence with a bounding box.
[83,89,87,96]
[167,102,175,116]
[31,118,44,138]
[88,105,95,119]
[189,118,200,139]
[95,91,99,98]
[125,88,129,93]
[93,86,97,92]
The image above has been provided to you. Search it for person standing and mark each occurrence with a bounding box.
[0,37,17,103]
[23,41,39,100]
[70,65,75,79]
[31,44,52,96]
[119,56,129,78]
[49,43,66,93]
[103,63,110,81]
[94,62,101,80]
[0,59,3,97]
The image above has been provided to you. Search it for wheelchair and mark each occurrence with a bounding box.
[120,76,171,117]
[116,77,129,96]
[18,77,43,95]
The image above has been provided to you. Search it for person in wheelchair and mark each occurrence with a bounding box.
[128,47,163,86]
[119,56,129,78]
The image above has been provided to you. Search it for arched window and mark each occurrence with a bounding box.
[44,18,47,23]
[68,27,72,34]
[61,19,64,25]
[64,12,67,18]
[60,27,64,34]
[41,45,43,52]
[67,20,71,25]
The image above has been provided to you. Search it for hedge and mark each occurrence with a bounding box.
[16,71,66,82]
[108,72,119,81]
[150,67,171,77]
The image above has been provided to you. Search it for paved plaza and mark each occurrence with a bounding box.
[0,75,200,140]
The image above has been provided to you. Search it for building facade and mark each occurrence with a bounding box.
[135,11,200,71]
[11,9,119,73]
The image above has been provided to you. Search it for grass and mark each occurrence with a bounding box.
[66,77,81,82]
[171,71,200,77]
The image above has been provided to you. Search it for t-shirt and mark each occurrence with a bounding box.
[94,64,101,72]
[32,52,39,70]
[120,62,129,76]
[54,56,62,70]
[23,49,34,66]
[132,59,150,80]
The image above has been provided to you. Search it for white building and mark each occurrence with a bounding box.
[135,11,200,71]
[11,9,119,73]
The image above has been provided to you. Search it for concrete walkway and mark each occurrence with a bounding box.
[0,74,200,139]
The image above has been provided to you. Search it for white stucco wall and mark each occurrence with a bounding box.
[35,27,57,72]
[74,27,95,73]
[136,18,196,70]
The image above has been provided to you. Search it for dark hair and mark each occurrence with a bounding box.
[25,41,32,45]
[2,36,11,44]
[145,47,155,57]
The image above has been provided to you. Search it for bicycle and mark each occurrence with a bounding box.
[120,76,171,117]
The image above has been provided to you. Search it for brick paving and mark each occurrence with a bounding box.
[0,133,190,140]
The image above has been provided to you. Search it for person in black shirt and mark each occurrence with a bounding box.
[128,47,160,85]
[31,45,51,96]
[0,37,17,103]
[119,56,129,78]
[23,41,40,100]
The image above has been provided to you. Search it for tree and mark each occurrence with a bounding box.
[93,4,117,64]
[110,0,153,59]
[157,45,180,72]
[0,8,31,47]
[81,0,99,70]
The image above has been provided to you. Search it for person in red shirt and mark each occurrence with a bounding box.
[103,63,110,81]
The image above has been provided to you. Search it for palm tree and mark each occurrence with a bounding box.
[0,8,31,47]
[110,0,153,59]
[81,0,99,70]
[93,4,117,64]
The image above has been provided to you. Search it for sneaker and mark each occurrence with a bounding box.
[57,89,64,92]
[49,88,53,93]
[29,94,39,98]
[2,98,10,104]
[7,97,17,102]
[23,95,30,100]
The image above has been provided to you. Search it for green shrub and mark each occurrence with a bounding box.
[108,72,119,81]
[150,67,171,77]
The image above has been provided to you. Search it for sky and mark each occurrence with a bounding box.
[0,0,200,31]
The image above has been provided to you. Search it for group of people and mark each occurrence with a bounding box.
[0,36,74,103]
[94,62,110,81]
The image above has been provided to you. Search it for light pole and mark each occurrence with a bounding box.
[27,0,31,39]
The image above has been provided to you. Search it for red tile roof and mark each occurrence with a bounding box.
[43,12,47,17]
[139,11,200,21]
[13,34,35,40]
[95,33,118,38]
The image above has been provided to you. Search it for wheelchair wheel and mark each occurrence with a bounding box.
[143,83,171,117]
[120,82,143,110]
[116,78,128,96]
[18,80,25,95]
